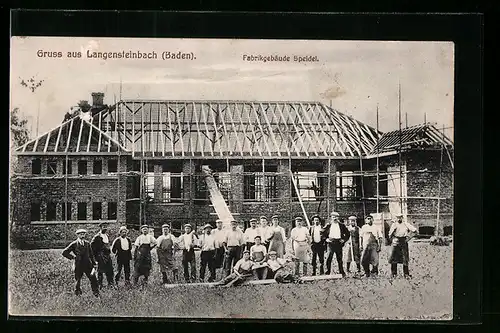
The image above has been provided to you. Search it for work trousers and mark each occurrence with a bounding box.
[115,259,131,283]
[182,249,197,282]
[326,240,345,275]
[311,242,325,275]
[200,250,216,282]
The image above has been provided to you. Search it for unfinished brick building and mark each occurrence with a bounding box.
[10,93,454,248]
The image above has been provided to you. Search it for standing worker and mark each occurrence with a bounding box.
[111,226,133,286]
[91,222,115,289]
[388,213,418,278]
[156,224,179,285]
[222,220,245,276]
[268,215,287,258]
[62,229,99,297]
[345,216,361,274]
[324,212,350,277]
[309,215,326,276]
[360,215,383,277]
[290,216,311,276]
[132,225,157,285]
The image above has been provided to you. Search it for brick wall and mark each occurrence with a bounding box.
[11,155,127,248]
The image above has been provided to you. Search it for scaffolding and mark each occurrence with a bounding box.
[11,98,454,241]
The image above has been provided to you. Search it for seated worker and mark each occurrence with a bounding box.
[250,235,268,280]
[267,251,303,284]
[214,250,254,287]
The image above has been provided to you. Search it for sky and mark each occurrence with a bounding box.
[10,37,454,140]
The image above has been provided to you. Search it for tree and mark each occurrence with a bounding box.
[10,107,30,148]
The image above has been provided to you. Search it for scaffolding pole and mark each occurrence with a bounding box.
[376,104,380,214]
[435,124,445,236]
[398,82,404,216]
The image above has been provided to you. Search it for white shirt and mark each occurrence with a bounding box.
[389,221,417,238]
[224,229,244,247]
[250,244,267,261]
[100,233,109,244]
[360,224,383,245]
[134,234,156,247]
[120,237,129,250]
[267,258,288,272]
[244,227,260,243]
[233,258,254,273]
[291,226,309,242]
[329,223,341,239]
[200,233,216,251]
[312,225,322,243]
[178,232,197,249]
[213,228,227,248]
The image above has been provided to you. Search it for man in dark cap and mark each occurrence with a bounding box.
[91,222,114,289]
[214,249,254,287]
[177,223,198,283]
[244,218,260,251]
[156,224,179,285]
[132,224,157,285]
[62,229,99,296]
[360,215,383,277]
[222,220,245,276]
[290,216,311,276]
[111,226,133,285]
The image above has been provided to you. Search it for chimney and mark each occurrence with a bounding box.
[91,92,104,107]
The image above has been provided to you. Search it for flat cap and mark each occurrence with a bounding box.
[271,215,279,219]
[249,218,257,222]
[216,219,223,223]
[243,250,250,254]
[395,213,404,217]
[119,226,128,232]
[268,250,277,255]
[203,224,212,229]
[184,224,193,229]
[98,222,108,228]
[260,216,267,220]
[295,216,303,221]
[75,228,87,234]
[161,224,170,228]
[140,224,149,230]
[330,211,340,217]
[348,216,357,220]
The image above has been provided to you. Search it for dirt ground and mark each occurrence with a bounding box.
[8,241,452,320]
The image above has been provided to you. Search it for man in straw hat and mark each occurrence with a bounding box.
[132,224,157,285]
[177,223,199,283]
[309,214,327,276]
[345,216,361,274]
[112,226,133,285]
[388,213,418,278]
[360,215,383,277]
[91,222,115,289]
[199,224,217,282]
[62,229,99,297]
[156,224,179,285]
[290,216,311,276]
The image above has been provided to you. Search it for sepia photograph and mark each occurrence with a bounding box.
[9,37,454,320]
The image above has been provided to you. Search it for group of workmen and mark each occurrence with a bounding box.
[62,211,417,297]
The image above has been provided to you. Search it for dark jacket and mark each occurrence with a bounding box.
[62,239,96,271]
[91,233,112,263]
[323,222,350,244]
[111,236,133,262]
[309,224,328,249]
